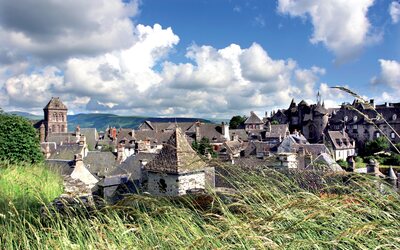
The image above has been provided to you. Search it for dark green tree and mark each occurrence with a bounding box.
[364,136,390,155]
[192,137,217,158]
[229,115,247,129]
[0,113,43,163]
[271,120,279,125]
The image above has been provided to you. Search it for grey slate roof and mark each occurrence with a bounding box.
[145,127,207,174]
[44,97,67,110]
[327,131,354,150]
[84,151,118,176]
[47,133,77,145]
[109,152,157,180]
[229,129,248,141]
[46,159,74,175]
[48,144,83,160]
[265,124,289,138]
[80,128,98,149]
[244,111,263,124]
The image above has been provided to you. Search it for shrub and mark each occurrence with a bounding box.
[0,113,43,163]
[364,137,390,155]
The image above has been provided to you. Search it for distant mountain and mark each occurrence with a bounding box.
[67,113,212,131]
[7,111,213,131]
[7,111,43,120]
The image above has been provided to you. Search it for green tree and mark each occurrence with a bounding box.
[192,137,217,157]
[0,113,43,163]
[364,136,390,155]
[229,115,247,129]
[271,120,279,125]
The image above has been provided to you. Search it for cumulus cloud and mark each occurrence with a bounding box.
[278,0,377,62]
[371,59,400,89]
[0,0,139,63]
[390,1,400,24]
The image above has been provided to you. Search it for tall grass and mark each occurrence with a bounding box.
[1,163,400,249]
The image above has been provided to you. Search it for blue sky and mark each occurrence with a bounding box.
[0,0,399,118]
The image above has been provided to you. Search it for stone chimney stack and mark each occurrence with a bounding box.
[39,123,46,143]
[369,99,375,108]
[195,122,201,142]
[266,121,272,133]
[222,122,230,141]
[74,154,84,169]
[117,144,126,163]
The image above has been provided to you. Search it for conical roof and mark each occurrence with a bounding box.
[244,111,263,124]
[145,127,207,174]
[44,97,67,110]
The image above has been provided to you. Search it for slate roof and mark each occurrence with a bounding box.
[244,111,263,124]
[310,153,343,172]
[296,144,330,158]
[138,121,194,132]
[47,133,78,145]
[134,130,173,145]
[223,141,243,155]
[48,144,83,160]
[265,124,289,138]
[229,129,248,141]
[109,152,157,179]
[188,123,226,143]
[84,151,118,176]
[80,128,98,149]
[44,97,67,110]
[145,127,207,174]
[327,131,354,149]
[46,159,75,175]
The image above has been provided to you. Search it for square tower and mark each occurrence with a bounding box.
[43,97,68,137]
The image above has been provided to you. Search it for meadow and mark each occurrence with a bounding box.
[1,162,400,249]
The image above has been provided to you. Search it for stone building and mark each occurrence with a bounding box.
[270,94,329,143]
[43,97,68,137]
[326,130,355,161]
[328,100,400,150]
[144,127,214,196]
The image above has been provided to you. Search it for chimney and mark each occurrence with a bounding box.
[74,154,84,169]
[195,122,201,142]
[117,144,126,163]
[112,127,117,140]
[369,99,375,108]
[79,135,86,146]
[222,122,230,141]
[131,129,135,138]
[75,125,81,136]
[39,123,45,143]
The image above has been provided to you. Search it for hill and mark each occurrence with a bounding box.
[7,111,213,131]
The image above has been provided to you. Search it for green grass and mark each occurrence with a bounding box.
[1,163,400,249]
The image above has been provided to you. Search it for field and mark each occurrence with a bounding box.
[1,162,400,249]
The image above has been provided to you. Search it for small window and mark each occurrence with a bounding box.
[391,132,396,139]
[344,116,348,122]
[376,132,380,138]
[393,114,397,121]
[353,116,358,122]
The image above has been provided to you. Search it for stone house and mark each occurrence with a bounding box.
[144,127,215,196]
[326,130,355,161]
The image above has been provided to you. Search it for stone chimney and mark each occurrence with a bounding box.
[117,144,126,163]
[369,99,375,108]
[74,154,84,169]
[222,122,230,141]
[79,135,86,146]
[266,121,272,133]
[195,122,201,142]
[366,159,382,177]
[75,125,81,136]
[39,123,45,143]
[71,153,98,186]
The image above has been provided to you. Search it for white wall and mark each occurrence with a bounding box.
[147,171,205,196]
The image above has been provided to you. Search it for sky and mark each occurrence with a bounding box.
[0,0,399,118]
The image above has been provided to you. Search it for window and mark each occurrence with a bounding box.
[344,116,348,122]
[353,125,358,133]
[393,114,397,121]
[353,116,358,122]
[391,132,396,139]
[376,132,380,138]
[158,179,167,193]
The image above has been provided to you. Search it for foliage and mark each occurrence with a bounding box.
[383,154,400,166]
[271,120,279,125]
[228,115,246,129]
[2,164,400,249]
[0,113,43,163]
[336,159,348,169]
[192,137,217,158]
[364,136,390,155]
[100,144,115,152]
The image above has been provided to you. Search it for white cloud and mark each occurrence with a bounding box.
[278,0,376,62]
[0,0,139,63]
[390,1,400,24]
[371,59,400,89]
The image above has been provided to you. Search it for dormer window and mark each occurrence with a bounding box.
[353,116,358,122]
[393,114,397,121]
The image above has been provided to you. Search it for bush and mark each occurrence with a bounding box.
[364,137,390,155]
[336,159,348,169]
[383,154,400,166]
[0,113,43,163]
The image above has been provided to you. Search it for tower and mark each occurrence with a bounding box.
[43,97,68,138]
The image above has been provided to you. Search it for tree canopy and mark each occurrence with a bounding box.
[364,136,390,155]
[192,137,217,158]
[0,113,43,163]
[229,115,247,129]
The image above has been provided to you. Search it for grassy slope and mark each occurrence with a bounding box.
[1,163,400,249]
